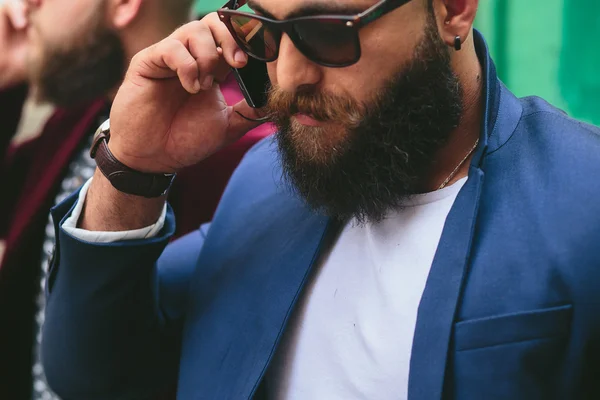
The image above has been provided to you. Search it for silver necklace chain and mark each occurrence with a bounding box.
[438,138,480,190]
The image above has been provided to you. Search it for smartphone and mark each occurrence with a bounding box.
[231,56,270,109]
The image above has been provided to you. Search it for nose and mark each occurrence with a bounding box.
[275,34,322,93]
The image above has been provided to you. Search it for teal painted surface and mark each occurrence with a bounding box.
[194,0,225,16]
[559,0,600,125]
[475,0,600,126]
[194,0,253,16]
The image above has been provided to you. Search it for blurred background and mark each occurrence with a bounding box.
[475,0,600,126]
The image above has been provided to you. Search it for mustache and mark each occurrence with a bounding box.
[266,85,363,126]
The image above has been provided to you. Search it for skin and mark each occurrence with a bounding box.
[0,0,28,89]
[79,0,482,231]
[0,0,186,93]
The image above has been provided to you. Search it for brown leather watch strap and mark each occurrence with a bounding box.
[93,138,176,198]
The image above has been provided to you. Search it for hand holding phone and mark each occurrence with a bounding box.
[107,14,265,175]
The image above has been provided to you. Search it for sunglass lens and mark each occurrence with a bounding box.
[230,15,279,60]
[292,19,359,66]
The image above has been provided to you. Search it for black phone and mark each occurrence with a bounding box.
[231,56,270,109]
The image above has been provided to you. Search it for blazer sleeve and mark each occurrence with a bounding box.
[41,190,206,400]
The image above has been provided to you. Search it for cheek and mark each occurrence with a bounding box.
[355,39,407,87]
[319,62,384,107]
[347,14,427,94]
[36,1,91,43]
[317,32,419,105]
[266,62,277,86]
[33,16,67,46]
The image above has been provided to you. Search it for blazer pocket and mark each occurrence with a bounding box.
[454,304,573,352]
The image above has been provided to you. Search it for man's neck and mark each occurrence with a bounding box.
[425,38,484,191]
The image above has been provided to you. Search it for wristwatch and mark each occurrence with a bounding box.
[89,119,176,198]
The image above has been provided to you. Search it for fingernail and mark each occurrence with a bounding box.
[201,76,213,90]
[234,50,247,64]
[193,79,201,92]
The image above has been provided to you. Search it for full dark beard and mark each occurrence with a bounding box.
[29,13,124,108]
[268,19,463,223]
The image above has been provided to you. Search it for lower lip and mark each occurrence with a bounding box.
[294,114,323,127]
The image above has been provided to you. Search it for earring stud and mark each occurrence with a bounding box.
[454,35,462,51]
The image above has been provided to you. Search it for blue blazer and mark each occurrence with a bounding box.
[42,31,600,400]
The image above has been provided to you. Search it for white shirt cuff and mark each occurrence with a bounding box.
[62,178,167,243]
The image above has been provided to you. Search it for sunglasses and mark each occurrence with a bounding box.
[217,0,413,68]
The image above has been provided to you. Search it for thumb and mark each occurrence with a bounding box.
[226,99,268,141]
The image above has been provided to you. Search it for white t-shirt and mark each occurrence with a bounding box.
[266,178,467,400]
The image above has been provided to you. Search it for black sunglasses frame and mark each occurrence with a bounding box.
[217,0,413,68]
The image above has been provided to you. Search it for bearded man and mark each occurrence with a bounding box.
[0,0,271,399]
[42,0,600,399]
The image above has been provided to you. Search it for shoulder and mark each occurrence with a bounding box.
[494,94,600,159]
[480,94,600,285]
[484,91,600,201]
[520,96,600,145]
[486,93,600,189]
[470,94,600,314]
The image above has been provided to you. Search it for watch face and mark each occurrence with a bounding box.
[98,118,110,134]
[90,118,111,159]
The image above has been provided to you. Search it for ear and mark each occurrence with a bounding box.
[432,0,479,49]
[106,0,144,30]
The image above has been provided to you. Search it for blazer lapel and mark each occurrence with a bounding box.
[408,167,484,399]
[408,30,525,399]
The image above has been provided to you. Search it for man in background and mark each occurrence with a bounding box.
[0,0,271,398]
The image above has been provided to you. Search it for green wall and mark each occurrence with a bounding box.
[475,0,600,126]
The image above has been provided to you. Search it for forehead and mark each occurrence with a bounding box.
[248,0,380,19]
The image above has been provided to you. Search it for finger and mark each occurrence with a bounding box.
[186,24,220,90]
[174,13,248,71]
[226,100,268,141]
[213,47,234,83]
[146,38,201,93]
[6,1,28,30]
[205,13,248,69]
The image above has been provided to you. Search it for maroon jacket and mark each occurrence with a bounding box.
[0,79,273,399]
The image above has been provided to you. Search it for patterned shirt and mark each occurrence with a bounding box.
[31,113,107,400]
